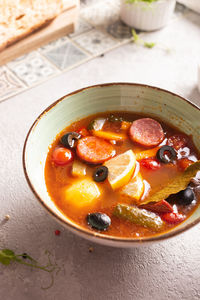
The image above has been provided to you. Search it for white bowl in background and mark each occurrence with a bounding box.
[120,0,176,31]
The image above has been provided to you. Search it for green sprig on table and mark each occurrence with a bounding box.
[0,248,62,289]
[132,29,156,48]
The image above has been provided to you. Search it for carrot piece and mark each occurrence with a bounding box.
[136,147,160,161]
[91,130,127,141]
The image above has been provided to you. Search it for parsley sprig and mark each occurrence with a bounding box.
[0,249,62,289]
[132,29,156,49]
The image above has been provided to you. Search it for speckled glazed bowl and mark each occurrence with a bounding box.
[23,83,200,248]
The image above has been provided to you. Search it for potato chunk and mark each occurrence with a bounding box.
[63,178,100,210]
[72,160,86,177]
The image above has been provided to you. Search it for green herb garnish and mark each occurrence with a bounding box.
[144,42,156,48]
[132,29,156,49]
[0,249,62,289]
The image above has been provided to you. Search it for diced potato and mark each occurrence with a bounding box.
[72,160,86,177]
[63,179,100,210]
[92,130,127,141]
[120,173,144,203]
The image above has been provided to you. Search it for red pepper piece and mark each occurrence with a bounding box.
[140,158,161,170]
[140,200,173,213]
[77,127,90,137]
[177,158,194,171]
[161,212,185,224]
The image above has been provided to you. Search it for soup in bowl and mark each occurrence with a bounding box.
[23,83,200,247]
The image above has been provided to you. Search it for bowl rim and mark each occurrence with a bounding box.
[23,82,200,244]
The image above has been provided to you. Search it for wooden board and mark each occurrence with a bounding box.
[0,0,79,66]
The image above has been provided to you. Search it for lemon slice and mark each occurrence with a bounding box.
[104,150,136,190]
[120,173,144,203]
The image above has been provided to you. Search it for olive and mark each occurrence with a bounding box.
[93,166,108,182]
[87,213,111,231]
[60,132,81,148]
[156,145,177,164]
[177,187,195,205]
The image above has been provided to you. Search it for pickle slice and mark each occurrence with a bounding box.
[113,204,164,231]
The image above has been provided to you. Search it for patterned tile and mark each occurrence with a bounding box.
[81,0,120,27]
[39,36,69,52]
[73,29,119,55]
[8,52,59,86]
[69,18,93,37]
[43,41,89,70]
[6,52,36,68]
[107,20,133,40]
[0,67,25,101]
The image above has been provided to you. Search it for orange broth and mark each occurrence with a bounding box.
[45,112,200,238]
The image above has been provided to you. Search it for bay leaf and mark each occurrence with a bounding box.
[142,160,200,205]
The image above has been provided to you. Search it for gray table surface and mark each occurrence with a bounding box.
[1,9,200,300]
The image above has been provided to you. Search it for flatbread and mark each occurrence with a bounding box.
[0,0,63,51]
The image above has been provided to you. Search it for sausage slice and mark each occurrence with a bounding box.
[76,136,115,164]
[129,118,164,147]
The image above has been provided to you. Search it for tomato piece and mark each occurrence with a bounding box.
[140,200,173,213]
[161,212,185,224]
[167,134,188,151]
[52,147,73,166]
[140,158,161,170]
[177,158,194,171]
[77,127,90,137]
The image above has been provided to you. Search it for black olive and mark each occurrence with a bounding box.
[156,145,177,164]
[87,213,111,231]
[176,187,195,205]
[93,166,108,182]
[60,132,81,148]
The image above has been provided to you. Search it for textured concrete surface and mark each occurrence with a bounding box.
[0,10,200,300]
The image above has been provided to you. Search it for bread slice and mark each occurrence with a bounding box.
[0,0,64,51]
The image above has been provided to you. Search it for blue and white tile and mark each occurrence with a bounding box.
[8,52,59,86]
[43,40,89,70]
[6,51,37,68]
[69,18,93,37]
[0,66,26,102]
[106,20,133,41]
[39,36,69,53]
[73,29,119,56]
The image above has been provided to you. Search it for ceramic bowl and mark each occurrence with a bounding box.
[23,83,200,248]
[120,0,176,31]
